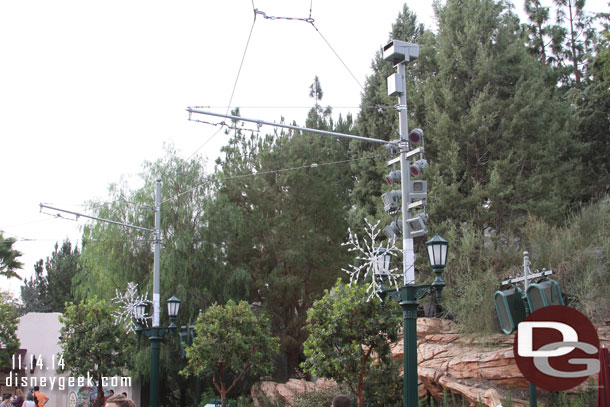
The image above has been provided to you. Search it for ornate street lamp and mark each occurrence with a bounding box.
[426,234,448,268]
[374,248,393,277]
[426,235,449,301]
[379,235,449,407]
[167,296,181,328]
[135,296,181,407]
[135,301,148,324]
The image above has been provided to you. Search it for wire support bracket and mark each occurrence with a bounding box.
[254,9,314,23]
[186,107,390,144]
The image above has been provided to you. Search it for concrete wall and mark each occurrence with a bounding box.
[3,313,140,407]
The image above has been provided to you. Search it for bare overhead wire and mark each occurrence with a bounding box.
[251,3,364,91]
[188,1,369,160]
[188,4,259,160]
[161,151,385,206]
[309,22,365,91]
[190,105,397,110]
[0,230,35,242]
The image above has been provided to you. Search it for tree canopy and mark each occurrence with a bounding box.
[0,232,23,280]
[0,290,20,370]
[20,240,80,313]
[302,281,401,407]
[41,0,610,402]
[58,298,133,407]
[181,300,279,407]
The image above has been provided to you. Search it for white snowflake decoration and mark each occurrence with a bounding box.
[112,282,152,333]
[342,218,402,301]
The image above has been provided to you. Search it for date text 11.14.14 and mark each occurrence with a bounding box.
[12,353,65,371]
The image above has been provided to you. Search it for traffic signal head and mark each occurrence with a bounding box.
[409,180,428,200]
[383,219,402,240]
[385,142,399,156]
[385,170,401,186]
[410,159,428,177]
[381,190,401,213]
[408,128,424,144]
[407,213,428,237]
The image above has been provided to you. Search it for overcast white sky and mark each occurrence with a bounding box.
[1,0,606,297]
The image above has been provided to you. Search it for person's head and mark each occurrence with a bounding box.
[16,389,24,397]
[483,389,502,407]
[2,394,11,401]
[121,392,127,397]
[108,390,115,396]
[332,394,351,407]
[105,394,135,407]
[33,386,40,392]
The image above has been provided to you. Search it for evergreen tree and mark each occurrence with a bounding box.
[521,0,569,86]
[20,240,80,313]
[45,240,79,311]
[567,20,610,197]
[20,260,50,313]
[552,0,597,86]
[424,0,582,232]
[215,80,354,379]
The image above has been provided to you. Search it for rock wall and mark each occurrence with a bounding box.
[252,318,610,406]
[251,378,337,406]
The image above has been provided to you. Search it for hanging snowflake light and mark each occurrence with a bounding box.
[342,218,402,301]
[112,282,151,333]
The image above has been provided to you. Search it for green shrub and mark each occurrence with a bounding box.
[293,383,353,407]
[526,195,610,323]
[437,195,610,332]
[437,221,521,333]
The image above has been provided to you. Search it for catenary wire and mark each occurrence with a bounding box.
[188,5,259,160]
[309,21,365,91]
[190,105,397,110]
[161,152,386,206]
[188,1,373,159]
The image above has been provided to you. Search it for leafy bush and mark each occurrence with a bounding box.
[293,383,353,407]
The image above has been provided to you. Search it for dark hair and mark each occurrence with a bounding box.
[105,394,135,407]
[3,394,11,400]
[33,386,40,391]
[332,395,351,407]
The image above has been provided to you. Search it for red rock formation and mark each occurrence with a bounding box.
[252,318,610,406]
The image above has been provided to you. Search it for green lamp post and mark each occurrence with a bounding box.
[378,234,449,407]
[135,295,181,407]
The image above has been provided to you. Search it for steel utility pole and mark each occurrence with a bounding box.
[41,178,165,407]
[396,60,415,285]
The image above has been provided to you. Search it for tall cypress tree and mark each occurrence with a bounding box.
[423,0,583,232]
[568,22,610,197]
